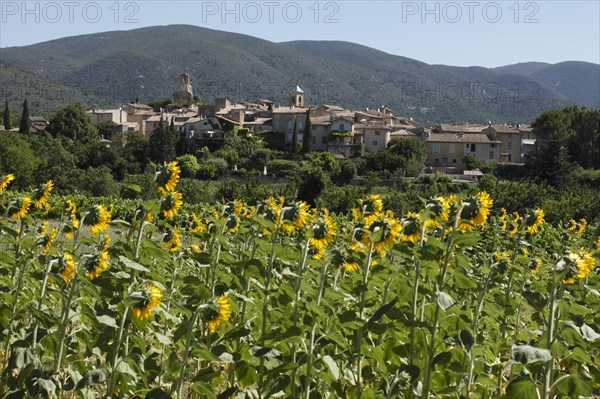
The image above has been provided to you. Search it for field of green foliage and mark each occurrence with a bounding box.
[0,163,599,399]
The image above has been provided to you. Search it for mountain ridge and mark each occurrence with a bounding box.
[1,24,598,124]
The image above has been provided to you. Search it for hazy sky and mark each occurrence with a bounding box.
[1,0,599,67]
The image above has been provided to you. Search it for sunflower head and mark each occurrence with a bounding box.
[0,174,15,194]
[357,194,384,225]
[32,180,54,209]
[57,252,77,283]
[205,295,231,333]
[529,258,542,274]
[281,201,311,233]
[225,214,241,234]
[365,210,402,252]
[160,191,183,219]
[309,210,337,252]
[131,284,163,320]
[82,205,112,234]
[85,252,110,280]
[41,228,58,255]
[561,248,595,284]
[401,212,422,243]
[458,192,493,231]
[424,196,450,227]
[9,197,32,220]
[156,161,181,195]
[524,208,545,234]
[162,227,181,253]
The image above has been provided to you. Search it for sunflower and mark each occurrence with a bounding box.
[41,228,58,255]
[225,214,241,234]
[309,210,337,254]
[524,208,545,234]
[162,227,181,253]
[82,205,112,234]
[508,212,522,235]
[425,196,450,227]
[281,201,311,233]
[156,161,181,195]
[576,219,588,234]
[191,244,202,253]
[33,180,54,209]
[567,219,577,232]
[563,248,595,284]
[0,173,15,194]
[188,213,205,234]
[342,261,360,272]
[65,200,80,229]
[58,252,77,283]
[223,199,244,216]
[161,191,183,219]
[458,192,493,231]
[355,194,384,225]
[101,234,111,253]
[205,295,231,333]
[38,221,49,236]
[529,258,542,274]
[10,197,32,220]
[131,284,163,320]
[498,208,508,231]
[363,210,402,252]
[401,212,422,243]
[86,252,110,280]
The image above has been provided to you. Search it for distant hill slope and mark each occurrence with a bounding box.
[1,25,598,124]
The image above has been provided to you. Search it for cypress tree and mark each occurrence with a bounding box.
[3,100,11,130]
[291,117,298,154]
[301,108,312,154]
[19,99,30,133]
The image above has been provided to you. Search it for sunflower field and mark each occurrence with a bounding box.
[0,163,599,399]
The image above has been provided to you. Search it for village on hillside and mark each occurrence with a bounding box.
[5,73,539,176]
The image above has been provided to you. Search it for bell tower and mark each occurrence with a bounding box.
[289,84,304,107]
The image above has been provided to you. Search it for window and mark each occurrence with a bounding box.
[373,140,378,146]
[442,157,448,166]
[432,143,441,153]
[312,136,316,144]
[322,137,327,144]
[287,121,293,129]
[490,144,496,148]
[375,131,380,136]
[508,141,512,150]
[489,151,494,159]
[452,159,457,164]
[449,144,456,153]
[275,121,280,130]
[470,144,476,152]
[299,121,303,129]
[339,123,345,131]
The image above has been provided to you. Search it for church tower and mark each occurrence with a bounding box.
[174,72,194,102]
[289,84,304,107]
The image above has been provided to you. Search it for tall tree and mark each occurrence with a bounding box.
[531,109,575,186]
[3,100,11,130]
[148,115,177,163]
[291,117,298,154]
[301,109,312,154]
[19,99,30,133]
[46,104,99,143]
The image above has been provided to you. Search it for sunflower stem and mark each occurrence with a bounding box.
[290,238,311,397]
[53,275,79,374]
[305,260,330,399]
[258,210,284,395]
[357,241,375,399]
[175,303,207,399]
[106,306,130,398]
[542,282,558,399]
